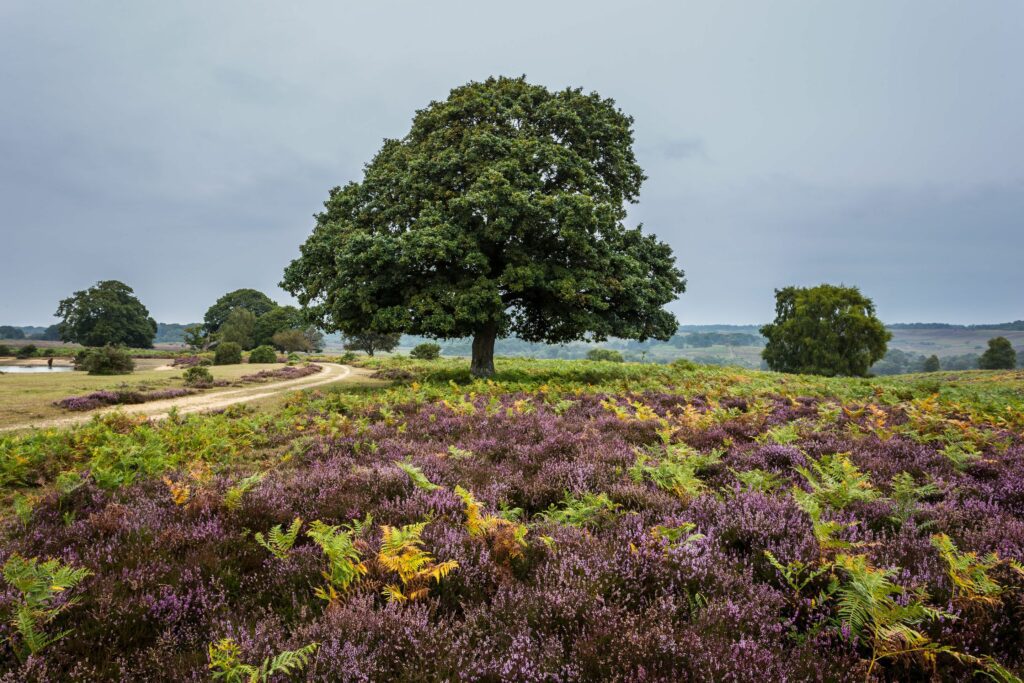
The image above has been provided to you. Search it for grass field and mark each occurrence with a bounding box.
[0,359,284,429]
[1,357,1023,679]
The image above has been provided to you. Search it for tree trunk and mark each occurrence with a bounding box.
[470,327,497,378]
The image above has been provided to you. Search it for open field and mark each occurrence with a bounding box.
[0,360,368,431]
[1,358,1022,680]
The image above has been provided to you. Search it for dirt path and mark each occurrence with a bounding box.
[1,363,364,432]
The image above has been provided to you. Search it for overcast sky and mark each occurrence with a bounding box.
[1,1,1021,327]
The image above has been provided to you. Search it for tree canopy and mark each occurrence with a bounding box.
[55,280,157,348]
[282,76,685,376]
[342,332,402,356]
[203,289,277,333]
[253,306,304,347]
[760,284,890,377]
[978,336,1017,370]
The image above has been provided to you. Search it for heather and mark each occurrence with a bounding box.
[53,388,195,412]
[1,359,1023,681]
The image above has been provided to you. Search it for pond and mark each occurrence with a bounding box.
[0,365,75,374]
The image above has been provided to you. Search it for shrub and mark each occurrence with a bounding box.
[74,345,134,375]
[248,345,277,364]
[0,344,11,356]
[16,344,38,359]
[183,366,214,387]
[214,342,242,365]
[410,343,441,360]
[586,348,624,362]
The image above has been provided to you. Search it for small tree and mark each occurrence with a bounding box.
[410,342,441,360]
[344,332,402,356]
[183,325,209,351]
[760,284,890,377]
[55,280,157,348]
[978,337,1016,370]
[203,289,277,334]
[214,342,243,365]
[272,329,313,353]
[218,308,257,350]
[586,348,624,362]
[922,355,940,373]
[282,77,685,377]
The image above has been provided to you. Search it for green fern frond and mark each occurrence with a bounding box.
[2,553,91,658]
[396,460,441,491]
[224,472,266,511]
[254,517,303,560]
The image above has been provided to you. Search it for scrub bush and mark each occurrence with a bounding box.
[214,342,242,365]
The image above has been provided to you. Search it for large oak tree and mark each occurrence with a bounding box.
[282,77,685,376]
[55,280,157,348]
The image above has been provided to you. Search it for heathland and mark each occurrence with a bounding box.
[1,356,1022,680]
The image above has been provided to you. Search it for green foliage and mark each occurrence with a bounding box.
[253,306,303,347]
[271,329,313,353]
[931,533,1006,605]
[629,448,706,501]
[214,342,243,366]
[922,354,941,372]
[888,472,939,526]
[247,345,277,364]
[979,336,1017,370]
[757,422,802,445]
[208,637,318,683]
[764,550,832,599]
[281,76,685,378]
[3,554,91,658]
[760,284,890,376]
[396,460,441,491]
[254,517,303,561]
[15,344,37,359]
[795,452,879,509]
[55,280,158,348]
[586,348,624,362]
[74,345,135,375]
[218,308,257,350]
[0,344,11,356]
[834,553,963,678]
[307,519,368,601]
[342,332,402,357]
[224,472,265,510]
[792,488,859,553]
[651,522,705,548]
[183,365,214,387]
[410,343,441,360]
[731,467,786,493]
[204,289,277,334]
[183,324,208,351]
[540,491,621,528]
[378,521,458,603]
